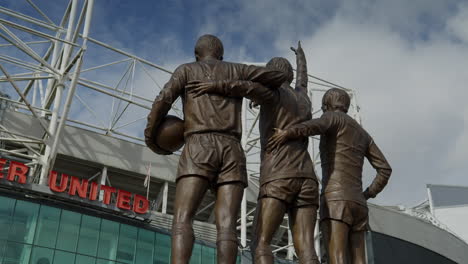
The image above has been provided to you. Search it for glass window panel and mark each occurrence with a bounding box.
[34,206,61,248]
[29,246,54,264]
[56,210,81,252]
[135,229,154,264]
[0,239,7,261]
[97,219,119,261]
[201,246,215,264]
[116,224,137,264]
[189,244,201,264]
[96,259,115,264]
[2,241,32,264]
[77,215,100,257]
[0,196,16,240]
[53,251,75,264]
[75,255,96,264]
[153,233,170,264]
[9,200,39,244]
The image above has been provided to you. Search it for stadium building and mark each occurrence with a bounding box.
[0,1,467,263]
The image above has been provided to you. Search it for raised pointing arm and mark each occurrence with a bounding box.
[291,41,308,93]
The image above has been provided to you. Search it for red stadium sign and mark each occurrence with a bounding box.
[0,158,149,214]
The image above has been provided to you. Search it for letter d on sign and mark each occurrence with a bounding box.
[133,194,149,214]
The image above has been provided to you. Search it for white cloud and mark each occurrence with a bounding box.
[447,3,468,43]
[196,0,468,205]
[278,2,468,205]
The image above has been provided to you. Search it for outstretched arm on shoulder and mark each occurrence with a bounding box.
[267,112,334,151]
[185,80,277,105]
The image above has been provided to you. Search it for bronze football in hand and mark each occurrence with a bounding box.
[153,115,185,153]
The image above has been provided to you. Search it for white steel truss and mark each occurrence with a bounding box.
[0,1,361,262]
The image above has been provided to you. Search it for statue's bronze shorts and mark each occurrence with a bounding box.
[320,200,368,232]
[259,178,319,208]
[177,133,247,187]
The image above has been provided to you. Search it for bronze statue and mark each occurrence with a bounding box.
[145,34,287,264]
[269,88,392,264]
[187,42,320,264]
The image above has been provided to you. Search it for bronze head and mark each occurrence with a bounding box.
[321,88,350,113]
[194,34,224,61]
[266,57,294,85]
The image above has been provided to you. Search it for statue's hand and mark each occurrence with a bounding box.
[249,101,259,109]
[290,41,303,55]
[267,128,290,152]
[363,188,373,200]
[186,80,219,98]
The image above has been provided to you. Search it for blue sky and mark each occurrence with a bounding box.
[2,0,468,206]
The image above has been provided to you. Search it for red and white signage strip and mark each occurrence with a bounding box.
[0,158,150,215]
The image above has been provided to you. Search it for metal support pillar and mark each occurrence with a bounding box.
[240,98,248,254]
[287,225,294,260]
[99,166,108,201]
[39,0,95,184]
[161,181,168,214]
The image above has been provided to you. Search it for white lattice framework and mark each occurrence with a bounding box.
[0,0,361,261]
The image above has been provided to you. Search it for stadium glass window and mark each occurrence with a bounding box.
[56,210,81,252]
[116,224,138,264]
[0,195,223,264]
[201,245,216,264]
[34,205,61,248]
[2,241,32,264]
[9,200,39,244]
[76,254,96,264]
[97,219,120,260]
[96,259,116,264]
[53,250,76,264]
[0,240,5,261]
[190,243,201,264]
[135,228,155,264]
[0,196,15,240]
[77,215,101,257]
[29,246,54,264]
[154,233,171,264]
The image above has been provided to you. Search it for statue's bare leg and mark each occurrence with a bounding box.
[249,201,261,261]
[171,176,209,264]
[254,198,287,264]
[215,182,244,264]
[322,219,350,264]
[350,231,366,264]
[289,206,320,264]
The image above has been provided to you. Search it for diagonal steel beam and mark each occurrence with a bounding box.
[26,0,56,26]
[0,64,51,136]
[0,29,60,76]
[0,6,60,31]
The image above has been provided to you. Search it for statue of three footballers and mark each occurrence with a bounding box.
[146,34,392,264]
